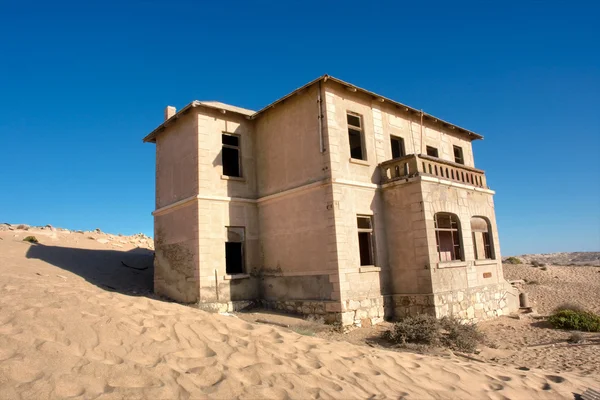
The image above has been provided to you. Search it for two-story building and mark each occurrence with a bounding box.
[143,75,518,327]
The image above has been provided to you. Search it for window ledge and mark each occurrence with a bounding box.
[349,158,370,166]
[359,266,381,273]
[475,259,497,266]
[437,261,467,269]
[221,175,246,182]
[223,273,250,280]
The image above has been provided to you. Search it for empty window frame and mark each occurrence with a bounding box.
[222,133,241,177]
[453,145,464,165]
[426,146,439,158]
[434,213,463,262]
[357,215,376,266]
[225,227,245,274]
[471,217,494,260]
[347,113,366,160]
[390,136,406,159]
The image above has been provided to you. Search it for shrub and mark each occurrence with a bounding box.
[531,260,540,267]
[385,314,440,345]
[505,257,522,265]
[385,315,484,353]
[440,318,483,353]
[567,332,584,343]
[548,309,600,332]
[540,266,548,271]
[23,236,38,243]
[527,280,539,285]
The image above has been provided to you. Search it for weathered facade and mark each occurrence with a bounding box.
[143,75,518,326]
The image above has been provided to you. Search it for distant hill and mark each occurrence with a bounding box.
[504,252,600,266]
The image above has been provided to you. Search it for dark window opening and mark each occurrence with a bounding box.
[222,134,241,177]
[426,146,439,158]
[357,216,375,266]
[434,213,463,262]
[471,217,494,260]
[347,113,366,160]
[225,227,245,274]
[453,145,464,164]
[390,136,405,159]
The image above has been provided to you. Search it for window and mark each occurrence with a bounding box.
[434,213,463,262]
[390,136,405,159]
[225,227,245,274]
[426,146,439,158]
[222,133,241,177]
[453,145,464,165]
[357,216,375,266]
[471,217,494,260]
[347,113,366,160]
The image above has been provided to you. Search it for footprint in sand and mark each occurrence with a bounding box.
[487,382,504,391]
[545,375,566,383]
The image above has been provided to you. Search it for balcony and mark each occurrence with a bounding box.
[379,154,487,189]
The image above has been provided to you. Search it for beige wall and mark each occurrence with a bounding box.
[381,180,432,294]
[154,202,200,303]
[330,184,389,303]
[197,198,259,303]
[323,81,476,189]
[258,185,340,301]
[155,112,199,209]
[197,108,257,199]
[420,180,504,293]
[255,84,329,197]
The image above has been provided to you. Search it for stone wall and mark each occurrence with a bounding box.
[260,296,385,327]
[434,282,519,322]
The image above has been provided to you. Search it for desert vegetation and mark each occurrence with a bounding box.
[384,314,483,353]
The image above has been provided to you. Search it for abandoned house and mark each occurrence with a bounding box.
[143,75,518,326]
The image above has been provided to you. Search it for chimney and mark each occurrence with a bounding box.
[164,106,176,121]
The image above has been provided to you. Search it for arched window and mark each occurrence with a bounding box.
[434,213,463,262]
[471,217,494,260]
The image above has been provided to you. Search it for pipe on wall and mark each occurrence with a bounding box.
[317,81,325,153]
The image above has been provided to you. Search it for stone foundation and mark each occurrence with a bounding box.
[434,282,519,322]
[196,282,518,327]
[340,297,386,327]
[197,300,256,313]
[387,282,518,323]
[388,294,436,319]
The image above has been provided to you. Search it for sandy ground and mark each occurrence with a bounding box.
[503,263,600,314]
[0,226,598,399]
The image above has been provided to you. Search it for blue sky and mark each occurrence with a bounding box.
[0,1,598,255]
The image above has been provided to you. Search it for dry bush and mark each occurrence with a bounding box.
[567,332,584,343]
[505,257,522,265]
[440,317,483,353]
[385,314,440,346]
[385,315,484,353]
[531,260,541,267]
[291,327,315,336]
[22,236,38,243]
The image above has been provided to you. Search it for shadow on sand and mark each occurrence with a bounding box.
[26,244,154,297]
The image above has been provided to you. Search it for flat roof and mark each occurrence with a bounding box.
[143,75,483,143]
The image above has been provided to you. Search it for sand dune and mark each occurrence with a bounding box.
[0,227,597,399]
